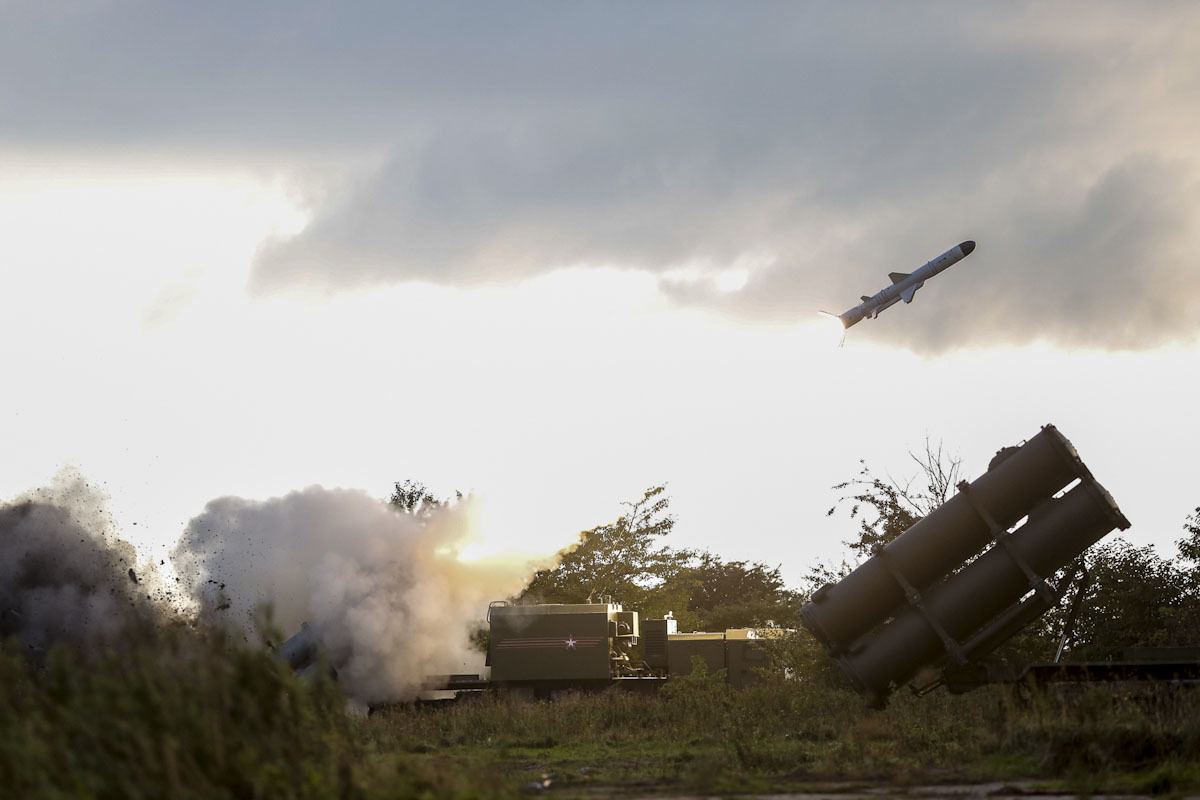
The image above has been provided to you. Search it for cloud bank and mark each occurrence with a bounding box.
[5,2,1200,349]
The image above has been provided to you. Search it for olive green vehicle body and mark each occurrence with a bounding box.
[485,602,639,686]
[481,600,784,691]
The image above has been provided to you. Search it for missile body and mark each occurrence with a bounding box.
[836,241,975,329]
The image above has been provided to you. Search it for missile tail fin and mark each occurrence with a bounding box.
[860,295,871,302]
[888,271,910,284]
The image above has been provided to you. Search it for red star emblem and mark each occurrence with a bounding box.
[564,636,577,648]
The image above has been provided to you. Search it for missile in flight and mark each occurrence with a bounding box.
[830,240,976,329]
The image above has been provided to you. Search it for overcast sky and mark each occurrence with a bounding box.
[2,2,1198,586]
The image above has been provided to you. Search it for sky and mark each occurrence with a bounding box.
[2,1,1199,589]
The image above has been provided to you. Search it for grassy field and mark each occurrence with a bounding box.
[3,631,1200,799]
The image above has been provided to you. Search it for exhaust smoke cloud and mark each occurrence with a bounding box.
[172,486,549,702]
[0,470,162,656]
[2,471,563,701]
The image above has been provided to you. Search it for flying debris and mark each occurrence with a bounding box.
[830,241,976,329]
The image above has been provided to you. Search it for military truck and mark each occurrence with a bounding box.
[281,598,789,696]
[435,600,786,694]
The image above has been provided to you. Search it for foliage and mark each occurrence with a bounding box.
[0,626,367,799]
[8,619,1200,797]
[1041,510,1200,661]
[0,622,537,799]
[826,437,962,559]
[752,629,844,688]
[672,552,804,631]
[823,445,1200,663]
[369,680,1200,796]
[8,470,1200,796]
[388,479,461,517]
[391,467,1200,700]
[827,461,921,559]
[1028,512,1200,662]
[1180,506,1200,566]
[1055,538,1193,658]
[519,486,696,607]
[660,654,729,698]
[512,486,802,633]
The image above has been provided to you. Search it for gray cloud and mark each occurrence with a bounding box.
[5,2,1199,349]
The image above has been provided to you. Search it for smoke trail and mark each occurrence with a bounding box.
[171,486,543,702]
[0,469,161,655]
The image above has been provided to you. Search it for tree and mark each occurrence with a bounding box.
[1051,538,1192,659]
[388,479,461,516]
[1010,507,1200,660]
[826,437,963,559]
[1174,507,1200,635]
[671,552,803,631]
[520,486,696,608]
[1178,507,1200,566]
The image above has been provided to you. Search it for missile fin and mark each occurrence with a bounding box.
[860,295,871,302]
[888,271,910,284]
[900,281,925,303]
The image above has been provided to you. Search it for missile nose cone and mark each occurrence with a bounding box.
[959,240,976,256]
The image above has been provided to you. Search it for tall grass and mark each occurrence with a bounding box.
[372,671,1200,794]
[0,624,507,799]
[4,627,1199,797]
[0,625,365,799]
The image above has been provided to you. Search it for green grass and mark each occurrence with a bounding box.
[369,674,1200,796]
[3,630,1200,798]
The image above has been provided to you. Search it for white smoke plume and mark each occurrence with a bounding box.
[0,469,163,656]
[171,486,546,702]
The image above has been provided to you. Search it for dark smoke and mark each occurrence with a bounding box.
[0,471,161,656]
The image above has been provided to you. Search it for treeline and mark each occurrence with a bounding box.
[1040,529,1200,659]
[394,463,1200,662]
[390,481,804,634]
[517,486,804,633]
